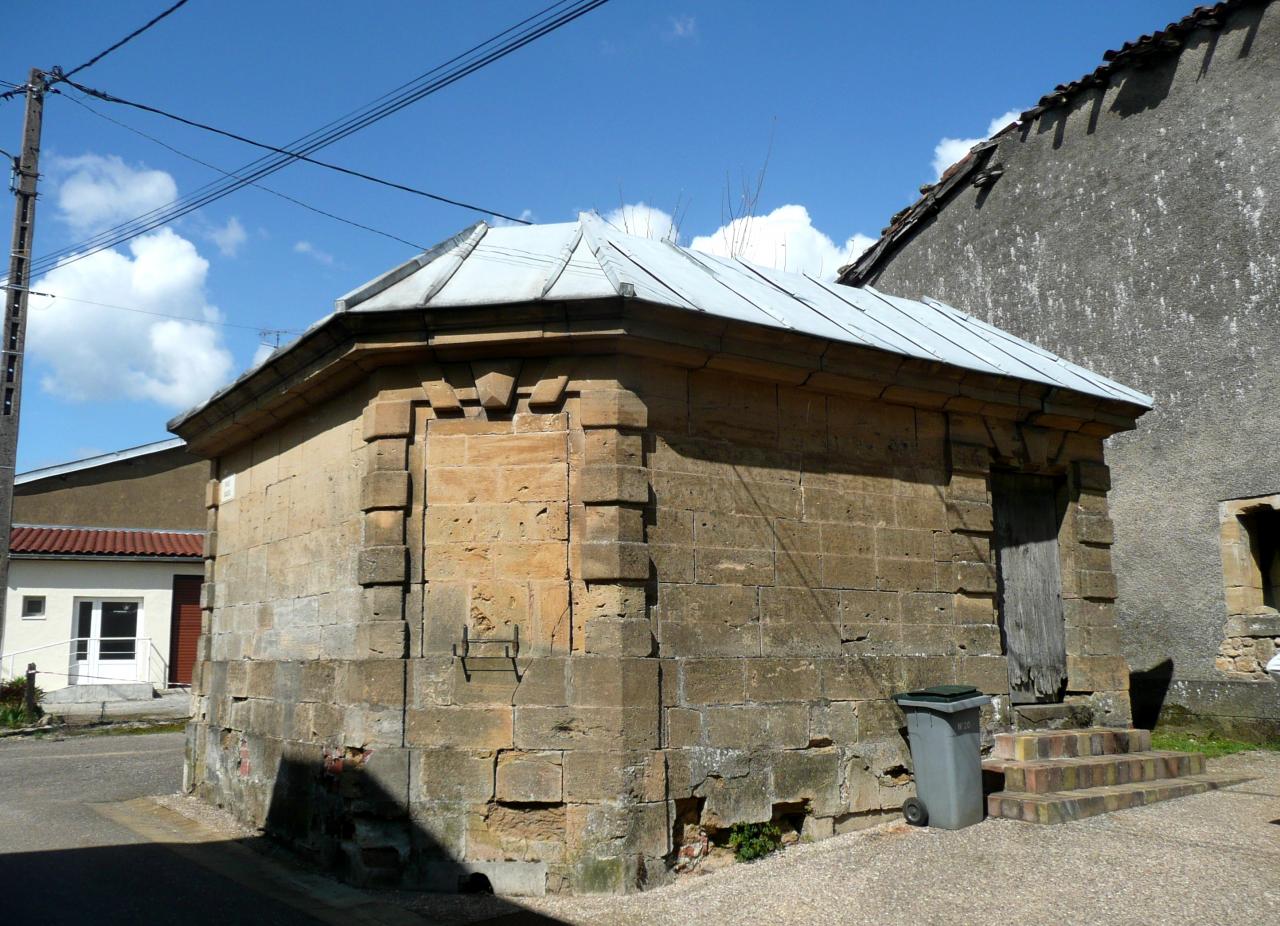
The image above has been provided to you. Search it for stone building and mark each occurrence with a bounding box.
[170,216,1148,893]
[840,0,1280,737]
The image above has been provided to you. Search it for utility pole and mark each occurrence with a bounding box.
[0,68,46,646]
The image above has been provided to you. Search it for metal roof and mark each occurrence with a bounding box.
[10,525,204,559]
[16,438,187,486]
[334,213,1151,407]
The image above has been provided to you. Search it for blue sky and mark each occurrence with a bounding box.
[1,0,1194,470]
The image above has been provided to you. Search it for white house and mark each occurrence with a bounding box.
[0,441,208,692]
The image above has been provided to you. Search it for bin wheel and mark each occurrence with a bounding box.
[902,797,928,827]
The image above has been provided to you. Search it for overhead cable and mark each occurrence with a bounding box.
[57,90,429,251]
[63,78,533,225]
[25,1,597,271]
[55,0,192,81]
[15,0,608,282]
[15,286,303,334]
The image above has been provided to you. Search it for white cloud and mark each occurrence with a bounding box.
[28,227,234,409]
[489,208,535,228]
[598,202,678,240]
[667,15,697,39]
[251,343,276,367]
[209,216,247,257]
[689,204,874,280]
[54,154,177,234]
[293,240,334,265]
[930,109,1023,181]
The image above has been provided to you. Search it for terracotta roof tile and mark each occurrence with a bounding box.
[10,525,204,558]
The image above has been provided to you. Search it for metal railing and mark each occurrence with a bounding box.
[1,636,168,687]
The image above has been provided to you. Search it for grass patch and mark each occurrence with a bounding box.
[1151,730,1280,758]
[28,720,188,740]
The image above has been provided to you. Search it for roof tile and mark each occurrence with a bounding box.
[10,526,204,558]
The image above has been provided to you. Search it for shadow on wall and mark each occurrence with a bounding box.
[261,750,567,918]
[1129,658,1174,730]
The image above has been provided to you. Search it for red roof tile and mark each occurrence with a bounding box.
[10,525,204,558]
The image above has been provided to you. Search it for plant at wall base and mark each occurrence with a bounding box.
[728,822,783,862]
[0,676,43,728]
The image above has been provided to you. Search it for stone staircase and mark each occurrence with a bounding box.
[984,728,1249,824]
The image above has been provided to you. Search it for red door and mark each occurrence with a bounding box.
[169,575,203,686]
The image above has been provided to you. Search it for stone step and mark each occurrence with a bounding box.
[983,750,1206,794]
[987,773,1250,824]
[992,727,1152,761]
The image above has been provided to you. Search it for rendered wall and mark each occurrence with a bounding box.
[850,2,1280,735]
[2,558,201,689]
[15,445,208,530]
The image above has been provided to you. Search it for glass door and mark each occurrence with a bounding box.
[70,600,141,684]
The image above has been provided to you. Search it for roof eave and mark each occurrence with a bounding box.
[171,297,1148,457]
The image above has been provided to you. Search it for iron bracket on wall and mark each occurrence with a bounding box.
[452,625,520,680]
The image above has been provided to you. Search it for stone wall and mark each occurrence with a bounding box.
[633,361,1129,853]
[186,349,1133,894]
[846,1,1280,735]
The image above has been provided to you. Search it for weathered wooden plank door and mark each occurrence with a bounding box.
[991,472,1067,703]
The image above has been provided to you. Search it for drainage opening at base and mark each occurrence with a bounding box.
[459,872,494,894]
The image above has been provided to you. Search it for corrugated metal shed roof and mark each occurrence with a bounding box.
[15,438,187,486]
[10,525,204,558]
[335,214,1151,407]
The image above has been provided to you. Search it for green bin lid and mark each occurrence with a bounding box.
[891,684,982,703]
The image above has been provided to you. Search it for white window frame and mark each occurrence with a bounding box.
[20,594,46,620]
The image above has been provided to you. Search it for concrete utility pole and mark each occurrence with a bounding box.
[0,68,46,645]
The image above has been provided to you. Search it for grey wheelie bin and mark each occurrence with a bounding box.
[891,685,991,829]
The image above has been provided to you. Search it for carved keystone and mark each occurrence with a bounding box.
[472,360,522,410]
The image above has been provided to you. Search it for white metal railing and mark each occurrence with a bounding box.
[1,636,167,688]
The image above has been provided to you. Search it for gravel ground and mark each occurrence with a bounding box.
[61,736,1274,926]
[458,750,1280,926]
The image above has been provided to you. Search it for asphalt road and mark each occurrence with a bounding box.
[0,731,328,926]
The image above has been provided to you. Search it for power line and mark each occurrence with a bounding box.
[12,0,609,283]
[13,286,303,334]
[57,0,192,81]
[24,1,600,276]
[56,89,430,251]
[63,78,534,225]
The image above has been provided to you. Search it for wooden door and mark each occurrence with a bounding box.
[169,575,203,686]
[991,472,1066,703]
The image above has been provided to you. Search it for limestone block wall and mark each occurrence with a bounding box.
[185,385,398,871]
[629,360,1132,849]
[185,348,1134,894]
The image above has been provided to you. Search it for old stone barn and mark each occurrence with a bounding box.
[839,0,1280,736]
[171,216,1148,893]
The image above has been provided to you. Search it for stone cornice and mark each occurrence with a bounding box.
[170,299,1148,457]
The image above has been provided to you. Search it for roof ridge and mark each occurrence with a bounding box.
[11,523,205,534]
